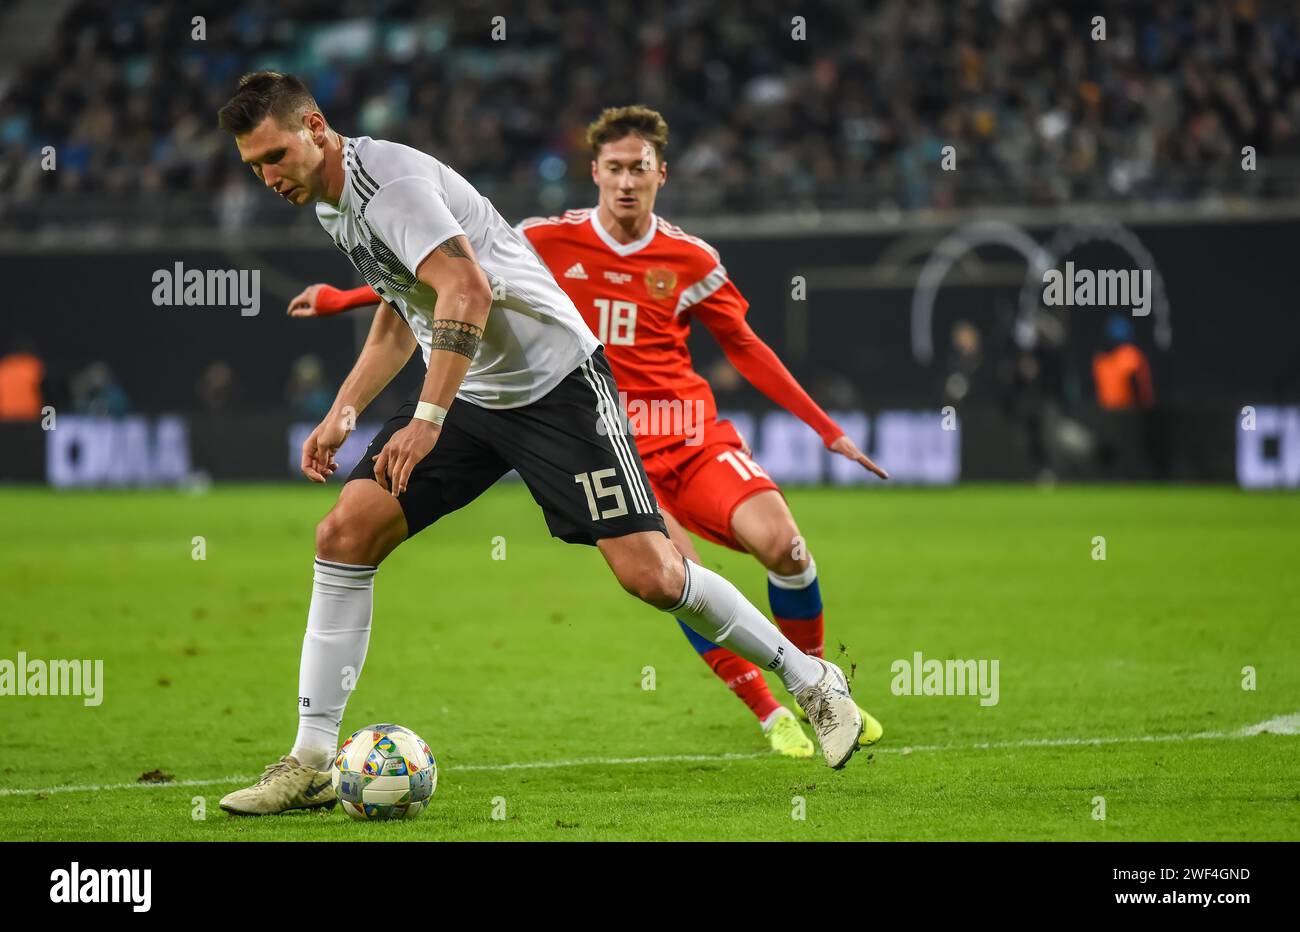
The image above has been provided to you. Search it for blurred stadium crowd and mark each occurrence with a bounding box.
[0,1,1294,488]
[1,0,1298,225]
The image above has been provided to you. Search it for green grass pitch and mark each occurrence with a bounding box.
[1,482,1297,841]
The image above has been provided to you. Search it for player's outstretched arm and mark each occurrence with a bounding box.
[695,297,888,479]
[287,283,382,317]
[371,235,493,496]
[301,301,416,482]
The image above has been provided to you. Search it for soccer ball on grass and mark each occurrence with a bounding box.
[331,723,437,820]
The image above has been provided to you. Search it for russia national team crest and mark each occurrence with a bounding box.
[645,267,677,302]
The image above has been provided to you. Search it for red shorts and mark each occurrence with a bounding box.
[641,419,782,551]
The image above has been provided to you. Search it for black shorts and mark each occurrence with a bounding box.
[346,348,667,545]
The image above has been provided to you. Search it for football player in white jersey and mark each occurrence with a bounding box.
[214,72,866,814]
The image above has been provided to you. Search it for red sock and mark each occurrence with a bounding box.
[775,613,825,658]
[700,647,782,723]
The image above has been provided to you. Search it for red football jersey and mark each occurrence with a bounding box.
[517,208,748,455]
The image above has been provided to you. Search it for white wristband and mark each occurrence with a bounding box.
[413,402,448,426]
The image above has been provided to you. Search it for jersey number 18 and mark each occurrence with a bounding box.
[594,299,637,345]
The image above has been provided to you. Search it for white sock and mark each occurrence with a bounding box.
[668,558,823,695]
[291,558,376,771]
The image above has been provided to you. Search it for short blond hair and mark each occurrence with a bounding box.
[586,105,669,165]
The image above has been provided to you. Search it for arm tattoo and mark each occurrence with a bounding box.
[429,319,483,359]
[438,237,471,259]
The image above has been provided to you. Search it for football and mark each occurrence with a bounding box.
[331,723,437,821]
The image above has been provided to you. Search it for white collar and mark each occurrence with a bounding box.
[589,208,658,256]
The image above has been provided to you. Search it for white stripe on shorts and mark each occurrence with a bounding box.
[579,359,654,514]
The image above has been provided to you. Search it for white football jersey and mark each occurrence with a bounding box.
[316,136,598,408]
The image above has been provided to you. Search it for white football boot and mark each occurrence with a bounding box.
[219,755,336,815]
[794,658,865,769]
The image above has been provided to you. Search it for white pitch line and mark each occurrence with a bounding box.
[451,751,770,772]
[1,713,1295,800]
[0,774,254,799]
[874,713,1300,756]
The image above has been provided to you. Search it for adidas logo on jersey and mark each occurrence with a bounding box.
[564,263,588,279]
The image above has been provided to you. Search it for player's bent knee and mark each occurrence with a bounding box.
[615,554,685,610]
[315,510,365,564]
[753,524,808,576]
[315,492,405,567]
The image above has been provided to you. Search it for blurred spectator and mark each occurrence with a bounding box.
[195,360,240,411]
[997,308,1084,480]
[1092,313,1166,478]
[285,354,333,419]
[0,338,45,420]
[941,320,984,404]
[71,361,130,416]
[1093,315,1155,410]
[704,357,743,395]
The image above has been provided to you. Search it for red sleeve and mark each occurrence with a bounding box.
[689,276,844,447]
[316,284,381,315]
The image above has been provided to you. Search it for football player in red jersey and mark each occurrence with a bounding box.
[287,106,885,758]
